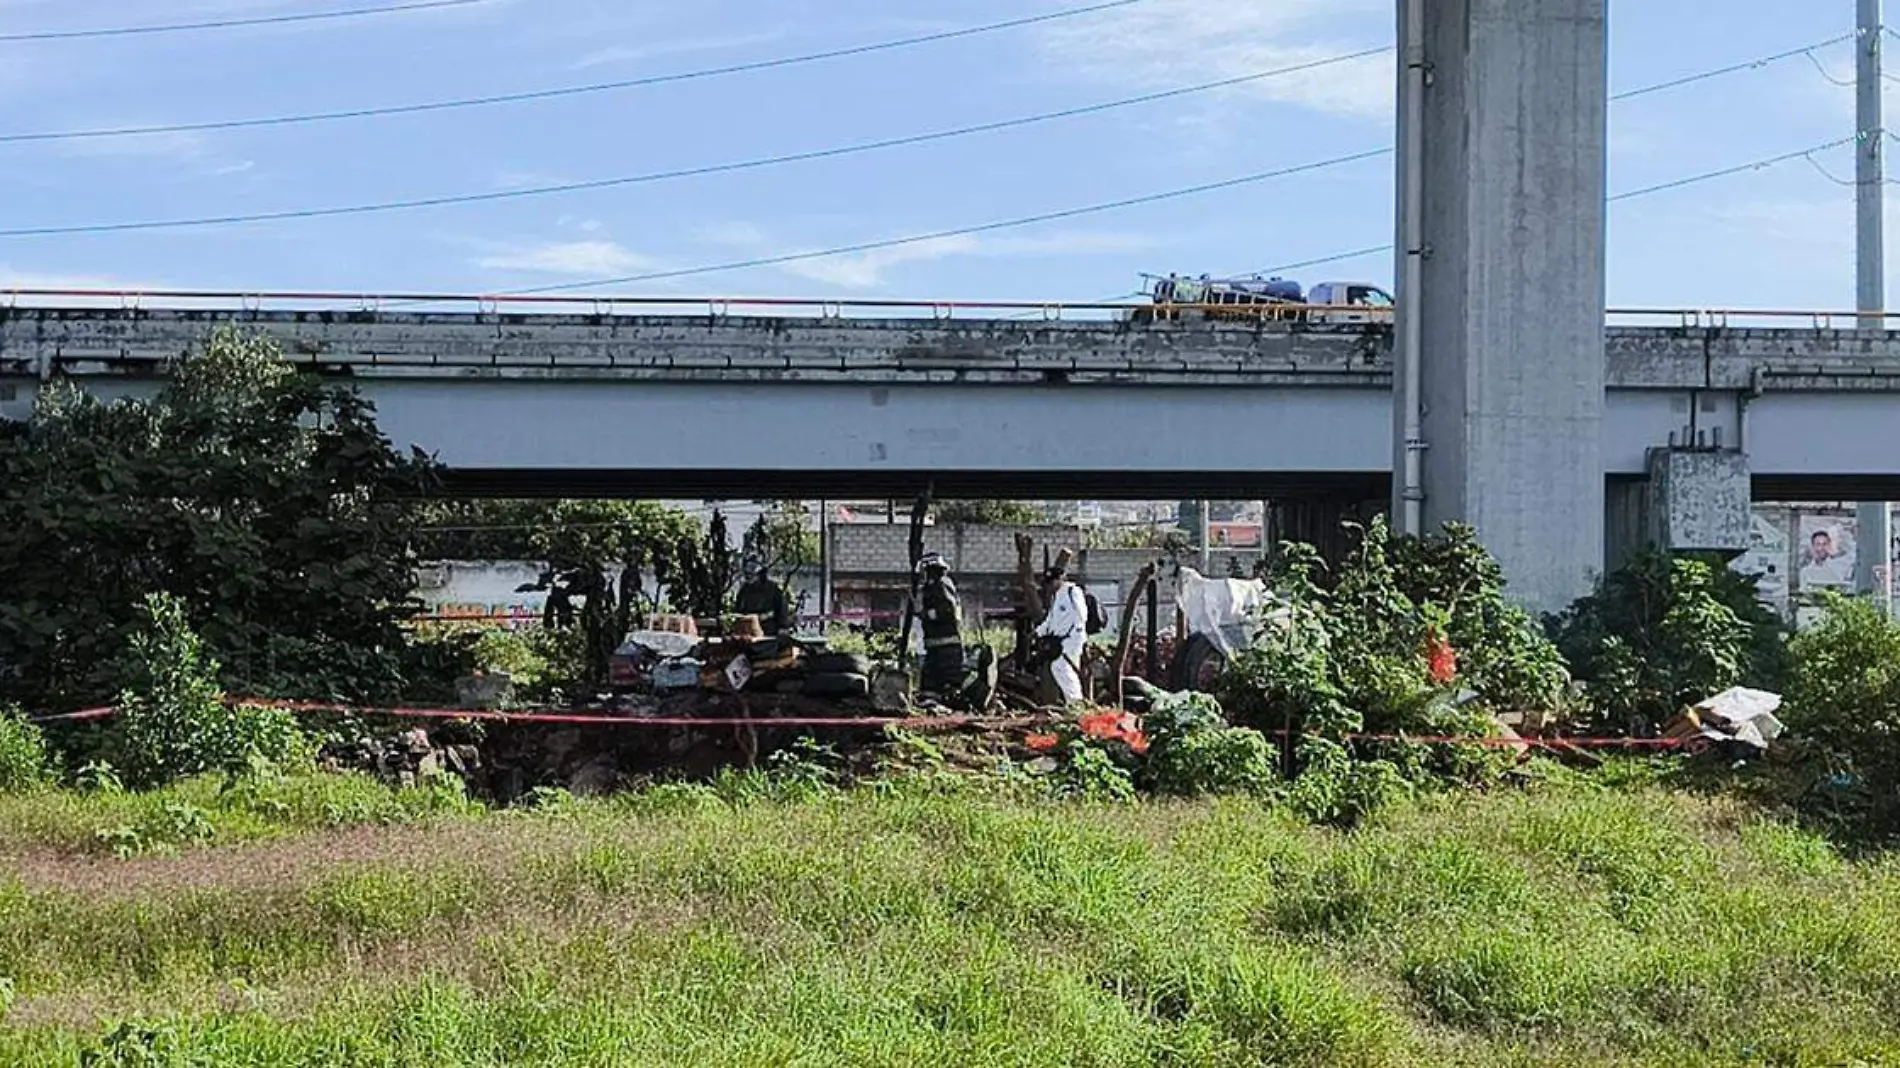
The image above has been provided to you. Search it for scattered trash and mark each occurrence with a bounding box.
[1663,686,1786,753]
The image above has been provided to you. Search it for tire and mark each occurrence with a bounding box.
[808,652,871,677]
[1172,633,1228,693]
[802,672,871,699]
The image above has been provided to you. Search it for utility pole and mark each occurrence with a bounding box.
[1857,0,1894,615]
[1392,0,1429,537]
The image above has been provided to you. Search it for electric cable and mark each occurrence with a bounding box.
[489,150,1398,294]
[0,0,495,43]
[0,50,1388,238]
[0,0,1146,144]
[0,25,1842,146]
[0,37,1842,238]
[1247,137,1862,277]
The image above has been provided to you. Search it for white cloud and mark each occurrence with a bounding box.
[1033,0,1393,122]
[773,230,1153,289]
[475,240,657,276]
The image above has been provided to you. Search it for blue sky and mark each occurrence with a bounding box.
[0,0,1888,310]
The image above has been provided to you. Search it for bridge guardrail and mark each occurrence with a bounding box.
[5,287,1900,332]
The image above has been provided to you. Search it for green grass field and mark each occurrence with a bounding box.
[2,766,1898,1066]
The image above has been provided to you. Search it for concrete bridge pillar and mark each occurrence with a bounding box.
[1394,0,1608,611]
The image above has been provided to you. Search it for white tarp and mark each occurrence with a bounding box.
[1693,686,1786,751]
[623,630,700,660]
[1173,566,1289,658]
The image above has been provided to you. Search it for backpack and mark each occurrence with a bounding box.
[1082,587,1108,635]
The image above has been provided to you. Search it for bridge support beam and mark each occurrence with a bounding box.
[1394,0,1608,611]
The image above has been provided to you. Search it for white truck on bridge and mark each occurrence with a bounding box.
[1130,274,1394,326]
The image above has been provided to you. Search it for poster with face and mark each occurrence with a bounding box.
[1797,515,1857,590]
[1732,511,1790,608]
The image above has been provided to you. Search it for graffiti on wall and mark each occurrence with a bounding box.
[414,561,549,624]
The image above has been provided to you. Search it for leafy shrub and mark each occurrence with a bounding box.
[73,761,125,795]
[0,707,48,794]
[0,327,433,713]
[764,737,845,797]
[1219,522,1556,819]
[1049,741,1137,802]
[471,628,549,688]
[1388,524,1571,714]
[1285,738,1409,829]
[1148,727,1280,797]
[1549,551,1788,730]
[1782,594,1900,834]
[113,594,310,789]
[1141,690,1228,751]
[92,801,217,859]
[824,626,901,664]
[1138,690,1279,796]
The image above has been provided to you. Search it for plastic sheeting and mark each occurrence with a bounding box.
[1693,686,1786,751]
[1173,567,1289,658]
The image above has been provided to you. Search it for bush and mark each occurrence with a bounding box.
[1148,728,1280,797]
[113,593,311,789]
[1140,690,1279,797]
[1782,594,1900,834]
[1049,742,1137,802]
[1548,552,1787,731]
[0,707,48,794]
[1285,738,1409,829]
[471,629,550,688]
[1218,521,1557,818]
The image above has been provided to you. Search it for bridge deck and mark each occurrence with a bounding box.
[6,305,1900,498]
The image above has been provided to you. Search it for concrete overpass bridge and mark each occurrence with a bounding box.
[3,294,1899,509]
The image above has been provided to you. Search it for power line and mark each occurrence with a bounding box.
[495,150,1398,295]
[1248,137,1862,276]
[0,34,1851,246]
[0,0,494,43]
[1609,136,1855,200]
[0,50,1388,239]
[1612,33,1855,100]
[0,0,1145,144]
[2,16,1838,149]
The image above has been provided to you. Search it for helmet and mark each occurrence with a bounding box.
[918,552,949,572]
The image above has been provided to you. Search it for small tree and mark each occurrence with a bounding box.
[113,593,308,789]
[1546,552,1786,730]
[742,501,820,582]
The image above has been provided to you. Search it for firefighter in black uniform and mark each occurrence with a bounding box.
[734,567,792,636]
[917,552,964,698]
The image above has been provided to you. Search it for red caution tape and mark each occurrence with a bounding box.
[31,698,1693,752]
[1267,730,1691,750]
[34,698,1026,733]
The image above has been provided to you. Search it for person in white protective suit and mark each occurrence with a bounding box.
[1035,565,1090,705]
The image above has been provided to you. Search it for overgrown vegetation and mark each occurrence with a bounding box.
[1548,551,1789,731]
[0,708,48,795]
[934,499,1047,526]
[1207,520,1564,824]
[0,328,433,712]
[106,594,311,790]
[1781,592,1900,834]
[2,777,1898,1065]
